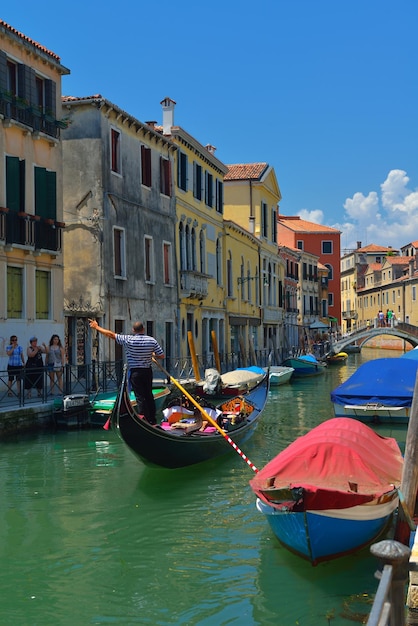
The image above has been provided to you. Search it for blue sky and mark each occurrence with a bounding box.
[2,0,418,252]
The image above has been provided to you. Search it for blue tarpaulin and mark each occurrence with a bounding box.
[330,358,418,407]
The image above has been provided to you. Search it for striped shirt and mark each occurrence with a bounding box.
[115,333,164,368]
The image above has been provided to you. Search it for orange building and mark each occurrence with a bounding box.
[277,216,341,325]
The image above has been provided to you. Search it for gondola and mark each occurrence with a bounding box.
[110,365,270,469]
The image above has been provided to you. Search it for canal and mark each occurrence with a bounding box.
[0,348,407,625]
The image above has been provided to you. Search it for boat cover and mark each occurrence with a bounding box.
[330,358,418,407]
[401,347,418,360]
[249,418,403,511]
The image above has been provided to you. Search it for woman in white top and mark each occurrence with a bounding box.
[46,334,65,394]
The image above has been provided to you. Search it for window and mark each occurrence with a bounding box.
[271,208,277,243]
[113,227,126,278]
[6,60,17,94]
[7,266,23,318]
[111,128,121,174]
[261,202,268,238]
[297,240,303,250]
[226,252,233,297]
[36,270,50,319]
[328,292,334,306]
[325,263,333,280]
[216,237,222,285]
[35,166,56,219]
[144,236,154,282]
[177,151,188,192]
[322,241,333,254]
[205,171,213,207]
[163,241,172,285]
[160,157,171,196]
[6,156,25,212]
[413,286,417,302]
[199,230,206,273]
[215,179,223,214]
[193,162,202,200]
[141,145,152,187]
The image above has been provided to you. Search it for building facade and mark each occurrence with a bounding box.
[61,95,178,368]
[0,20,69,367]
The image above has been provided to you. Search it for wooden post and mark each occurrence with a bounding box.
[396,370,418,545]
[211,330,221,372]
[187,331,201,382]
[368,540,410,626]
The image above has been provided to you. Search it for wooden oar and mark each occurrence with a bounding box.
[153,358,259,473]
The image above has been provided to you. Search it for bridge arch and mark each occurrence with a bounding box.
[330,322,418,355]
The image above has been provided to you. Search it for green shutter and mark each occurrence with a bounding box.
[35,166,47,218]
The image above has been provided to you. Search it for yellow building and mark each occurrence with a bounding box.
[159,98,229,369]
[223,163,285,362]
[0,20,69,363]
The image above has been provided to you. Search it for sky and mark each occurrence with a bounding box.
[2,0,418,253]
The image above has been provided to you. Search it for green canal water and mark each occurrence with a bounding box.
[0,348,407,625]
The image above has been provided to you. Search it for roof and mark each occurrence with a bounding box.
[0,19,63,64]
[278,215,341,235]
[224,163,268,181]
[358,243,397,253]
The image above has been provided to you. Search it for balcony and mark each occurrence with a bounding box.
[0,92,70,139]
[342,310,358,320]
[180,270,209,299]
[0,209,63,253]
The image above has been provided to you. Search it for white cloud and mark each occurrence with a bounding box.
[329,169,418,250]
[297,208,324,224]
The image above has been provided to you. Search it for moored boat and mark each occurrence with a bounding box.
[325,351,348,364]
[193,365,266,398]
[110,365,270,468]
[249,418,403,565]
[330,357,418,423]
[265,365,294,386]
[282,354,326,377]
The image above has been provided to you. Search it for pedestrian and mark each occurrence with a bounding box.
[88,319,164,424]
[378,310,385,327]
[6,334,25,396]
[46,334,65,395]
[24,337,47,398]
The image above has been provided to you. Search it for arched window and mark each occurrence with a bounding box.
[325,263,333,280]
[199,230,206,273]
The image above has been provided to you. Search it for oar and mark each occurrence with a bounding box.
[153,358,259,473]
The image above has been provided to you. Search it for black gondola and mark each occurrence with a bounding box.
[110,365,270,469]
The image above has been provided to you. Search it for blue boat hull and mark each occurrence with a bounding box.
[256,497,397,565]
[282,357,326,377]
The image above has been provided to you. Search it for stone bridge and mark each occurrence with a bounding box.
[329,321,418,355]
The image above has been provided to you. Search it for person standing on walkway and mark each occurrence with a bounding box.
[88,319,164,424]
[6,335,25,396]
[46,334,65,395]
[25,337,47,398]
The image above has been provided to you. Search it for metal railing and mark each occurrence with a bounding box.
[0,350,273,409]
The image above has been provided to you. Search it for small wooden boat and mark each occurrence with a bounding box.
[89,386,170,427]
[265,365,294,386]
[330,358,418,423]
[325,351,348,364]
[111,365,270,468]
[282,354,326,378]
[250,418,403,565]
[193,365,266,398]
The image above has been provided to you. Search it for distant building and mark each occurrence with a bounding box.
[277,216,341,327]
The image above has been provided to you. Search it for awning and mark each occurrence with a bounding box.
[328,316,338,322]
[309,321,329,330]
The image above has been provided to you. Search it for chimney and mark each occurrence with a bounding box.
[206,144,216,155]
[357,241,362,249]
[145,120,157,129]
[409,258,415,278]
[160,97,176,135]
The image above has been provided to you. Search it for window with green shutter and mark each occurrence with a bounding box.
[36,270,50,319]
[6,156,25,212]
[7,266,23,318]
[35,166,56,219]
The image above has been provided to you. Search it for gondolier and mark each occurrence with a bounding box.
[89,319,164,424]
